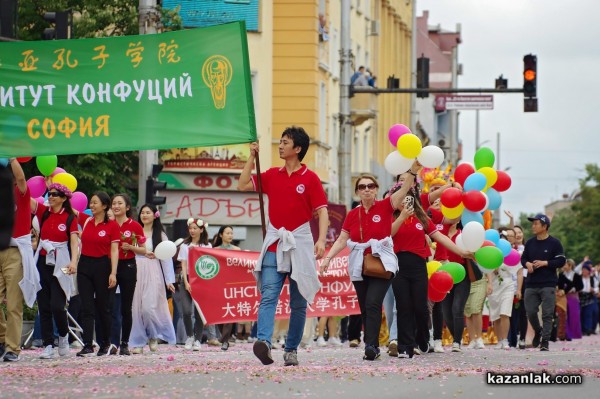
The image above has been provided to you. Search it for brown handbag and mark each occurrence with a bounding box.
[359,208,393,279]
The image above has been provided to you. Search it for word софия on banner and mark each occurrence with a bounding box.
[188,247,358,324]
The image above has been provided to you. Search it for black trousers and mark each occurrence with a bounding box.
[172,285,204,340]
[116,259,137,344]
[77,255,115,347]
[393,251,429,352]
[352,276,392,347]
[36,256,69,346]
[442,277,471,344]
[347,314,362,342]
[431,301,443,340]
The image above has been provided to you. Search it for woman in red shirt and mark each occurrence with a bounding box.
[32,183,79,360]
[76,191,120,357]
[391,175,470,358]
[110,193,147,355]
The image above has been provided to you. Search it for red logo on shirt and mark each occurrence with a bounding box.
[372,215,381,223]
[123,230,131,238]
[98,230,106,237]
[415,223,424,230]
[296,184,305,194]
[58,224,66,232]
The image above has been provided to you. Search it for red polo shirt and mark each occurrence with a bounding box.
[34,203,78,255]
[429,208,450,261]
[392,215,437,258]
[420,192,432,211]
[252,165,328,251]
[342,197,395,254]
[446,231,465,265]
[116,218,146,260]
[79,214,120,258]
[13,186,31,238]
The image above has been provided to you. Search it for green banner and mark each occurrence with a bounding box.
[0,21,256,158]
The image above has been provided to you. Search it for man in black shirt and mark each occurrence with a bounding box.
[521,214,566,351]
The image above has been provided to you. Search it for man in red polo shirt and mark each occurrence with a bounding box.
[238,126,328,367]
[0,158,31,362]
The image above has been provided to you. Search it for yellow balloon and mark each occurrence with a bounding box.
[396,133,422,159]
[52,172,77,192]
[427,261,442,278]
[478,167,498,191]
[441,203,464,219]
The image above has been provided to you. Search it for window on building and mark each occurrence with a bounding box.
[319,81,327,143]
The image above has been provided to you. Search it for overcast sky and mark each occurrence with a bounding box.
[416,0,600,224]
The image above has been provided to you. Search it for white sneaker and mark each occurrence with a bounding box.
[247,337,257,343]
[494,342,503,349]
[501,339,510,349]
[192,340,202,351]
[316,336,328,347]
[58,334,69,356]
[433,340,444,353]
[329,337,343,347]
[451,342,462,352]
[131,347,144,354]
[467,340,477,349]
[475,338,485,349]
[149,339,158,352]
[39,345,56,359]
[518,339,526,349]
[184,336,194,350]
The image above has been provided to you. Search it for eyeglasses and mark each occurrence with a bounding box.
[357,183,378,191]
[48,191,65,198]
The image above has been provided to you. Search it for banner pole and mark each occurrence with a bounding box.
[255,152,267,239]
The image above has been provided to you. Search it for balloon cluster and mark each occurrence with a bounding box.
[24,156,88,212]
[384,124,445,176]
[426,261,466,302]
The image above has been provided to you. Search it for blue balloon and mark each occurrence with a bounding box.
[0,158,8,167]
[486,188,502,210]
[497,238,512,257]
[463,172,487,192]
[83,209,92,216]
[461,210,484,226]
[485,229,500,245]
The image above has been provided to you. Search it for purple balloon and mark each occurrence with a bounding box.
[51,167,66,177]
[27,176,47,198]
[388,124,411,147]
[504,248,521,267]
[35,196,45,205]
[71,191,88,212]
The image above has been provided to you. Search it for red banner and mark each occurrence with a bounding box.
[188,247,359,324]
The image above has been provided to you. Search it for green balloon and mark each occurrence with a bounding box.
[439,262,466,284]
[475,246,503,270]
[36,155,58,176]
[474,147,495,170]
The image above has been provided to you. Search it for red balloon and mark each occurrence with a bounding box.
[429,270,454,293]
[454,163,475,187]
[428,285,447,302]
[440,187,463,208]
[493,170,512,192]
[481,240,496,247]
[17,157,32,163]
[462,190,487,212]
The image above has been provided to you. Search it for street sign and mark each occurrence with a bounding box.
[435,95,494,111]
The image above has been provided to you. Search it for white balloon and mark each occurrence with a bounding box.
[417,145,445,168]
[461,221,485,252]
[32,216,40,234]
[384,151,413,176]
[154,240,177,260]
[455,233,466,251]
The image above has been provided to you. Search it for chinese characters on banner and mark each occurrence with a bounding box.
[188,247,359,324]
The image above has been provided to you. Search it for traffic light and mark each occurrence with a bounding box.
[145,164,167,205]
[42,11,70,40]
[416,55,430,98]
[523,54,537,98]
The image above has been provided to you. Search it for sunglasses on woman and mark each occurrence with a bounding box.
[48,191,65,198]
[357,183,377,191]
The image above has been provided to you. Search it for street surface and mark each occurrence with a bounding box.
[1,335,599,398]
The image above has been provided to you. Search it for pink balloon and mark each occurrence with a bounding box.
[504,249,521,266]
[35,196,45,205]
[51,167,66,177]
[71,191,88,212]
[27,176,47,198]
[388,124,411,147]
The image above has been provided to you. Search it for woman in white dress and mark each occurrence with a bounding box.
[129,204,176,353]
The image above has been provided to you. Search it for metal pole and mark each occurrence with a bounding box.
[475,110,480,150]
[137,0,158,209]
[339,0,353,209]
[493,131,501,227]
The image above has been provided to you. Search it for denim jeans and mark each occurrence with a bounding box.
[383,285,397,341]
[256,252,306,351]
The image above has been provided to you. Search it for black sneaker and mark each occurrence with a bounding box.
[109,344,118,355]
[283,350,299,366]
[363,345,380,361]
[0,343,6,360]
[3,352,20,362]
[97,345,110,356]
[398,346,414,359]
[119,344,131,356]
[532,329,542,348]
[76,345,95,357]
[221,341,229,351]
[253,340,274,365]
[540,340,549,351]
